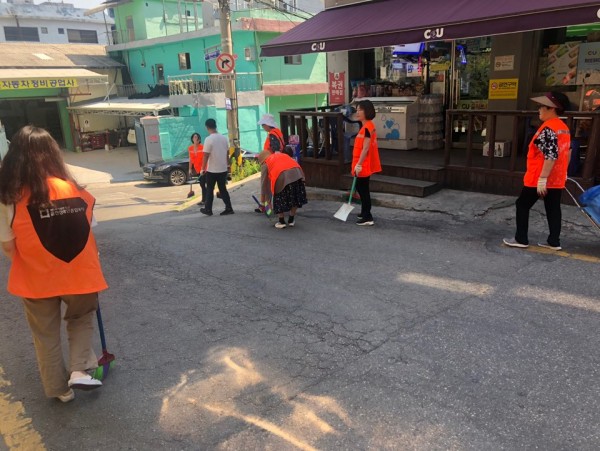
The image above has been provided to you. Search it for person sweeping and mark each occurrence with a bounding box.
[258,150,307,229]
[0,125,108,403]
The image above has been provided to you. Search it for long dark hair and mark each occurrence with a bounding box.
[0,125,81,206]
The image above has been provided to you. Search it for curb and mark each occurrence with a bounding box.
[174,172,262,212]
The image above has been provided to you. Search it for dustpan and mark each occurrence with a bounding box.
[186,177,195,198]
[334,177,357,221]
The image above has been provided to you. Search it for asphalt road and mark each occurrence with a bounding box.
[1,178,599,450]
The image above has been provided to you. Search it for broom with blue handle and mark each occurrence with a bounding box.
[92,301,115,380]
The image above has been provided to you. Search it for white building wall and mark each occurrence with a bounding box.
[0,17,111,44]
[0,2,113,44]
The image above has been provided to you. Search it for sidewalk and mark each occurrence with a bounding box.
[306,185,599,238]
[62,146,142,184]
[61,145,598,237]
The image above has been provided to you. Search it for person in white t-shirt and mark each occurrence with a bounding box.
[199,118,234,216]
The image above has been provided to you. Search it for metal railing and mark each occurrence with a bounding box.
[168,72,262,96]
[280,106,347,163]
[444,109,600,180]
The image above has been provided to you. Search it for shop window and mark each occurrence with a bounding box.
[178,52,191,70]
[451,38,492,102]
[533,28,583,93]
[4,26,40,42]
[67,29,98,44]
[284,55,302,65]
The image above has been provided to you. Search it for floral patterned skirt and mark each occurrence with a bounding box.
[273,180,307,214]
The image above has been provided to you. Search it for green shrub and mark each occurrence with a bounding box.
[230,158,261,182]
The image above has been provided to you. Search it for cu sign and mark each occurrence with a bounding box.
[424,28,445,40]
[311,42,326,52]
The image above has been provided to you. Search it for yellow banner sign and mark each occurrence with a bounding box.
[488,78,519,100]
[0,78,78,90]
[430,61,451,72]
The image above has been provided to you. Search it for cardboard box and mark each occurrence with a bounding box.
[483,141,511,157]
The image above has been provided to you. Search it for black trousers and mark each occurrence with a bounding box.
[198,174,207,201]
[515,186,562,247]
[205,171,231,212]
[355,176,372,220]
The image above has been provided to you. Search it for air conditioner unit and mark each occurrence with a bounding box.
[244,47,256,61]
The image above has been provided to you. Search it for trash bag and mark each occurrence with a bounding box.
[580,184,600,225]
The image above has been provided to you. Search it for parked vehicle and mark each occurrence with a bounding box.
[142,150,259,186]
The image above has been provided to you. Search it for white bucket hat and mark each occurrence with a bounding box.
[257,113,277,128]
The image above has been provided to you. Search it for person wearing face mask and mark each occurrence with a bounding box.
[503,91,571,251]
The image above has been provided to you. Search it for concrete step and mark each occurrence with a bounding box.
[343,174,442,198]
[380,162,445,182]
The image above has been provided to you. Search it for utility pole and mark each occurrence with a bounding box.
[218,0,240,159]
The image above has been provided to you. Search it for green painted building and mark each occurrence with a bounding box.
[106,0,327,157]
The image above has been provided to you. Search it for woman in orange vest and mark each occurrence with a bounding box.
[0,126,108,402]
[352,99,382,226]
[258,114,285,153]
[188,132,206,204]
[504,91,571,251]
[258,150,307,228]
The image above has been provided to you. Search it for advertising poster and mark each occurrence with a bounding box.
[543,42,579,86]
[488,79,519,100]
[328,72,346,105]
[576,42,600,85]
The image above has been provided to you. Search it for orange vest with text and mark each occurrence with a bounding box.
[8,177,108,299]
[524,117,571,189]
[352,120,381,177]
[264,128,285,152]
[265,152,302,194]
[188,144,204,173]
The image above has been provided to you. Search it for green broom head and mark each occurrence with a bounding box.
[92,350,116,380]
[92,360,115,380]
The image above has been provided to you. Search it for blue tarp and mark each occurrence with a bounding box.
[580,185,600,225]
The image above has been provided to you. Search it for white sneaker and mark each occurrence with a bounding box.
[538,242,562,251]
[57,389,75,403]
[503,238,528,248]
[68,374,102,391]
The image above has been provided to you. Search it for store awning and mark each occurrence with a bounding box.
[261,0,600,56]
[68,97,171,117]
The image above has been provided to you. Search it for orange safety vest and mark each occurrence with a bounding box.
[352,120,382,177]
[264,128,285,152]
[265,152,302,194]
[523,117,571,189]
[188,143,204,173]
[8,177,108,299]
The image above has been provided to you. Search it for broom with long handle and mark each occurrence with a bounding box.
[92,301,115,380]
